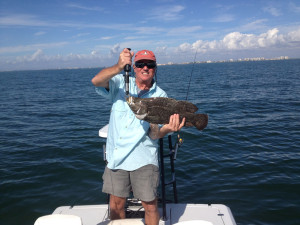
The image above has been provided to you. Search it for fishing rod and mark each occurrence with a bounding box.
[124,48,131,96]
[159,50,201,218]
[185,48,198,101]
[175,48,199,148]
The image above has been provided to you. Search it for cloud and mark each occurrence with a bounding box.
[34,31,46,36]
[110,44,121,56]
[287,28,300,42]
[66,3,104,12]
[0,13,168,36]
[0,14,48,27]
[1,49,110,70]
[289,2,300,13]
[239,19,268,32]
[30,49,43,61]
[0,42,68,54]
[212,14,235,23]
[167,26,202,36]
[1,27,300,71]
[176,28,300,53]
[134,26,164,35]
[73,33,90,38]
[101,36,114,40]
[263,6,281,17]
[220,28,295,49]
[147,5,185,21]
[0,13,133,30]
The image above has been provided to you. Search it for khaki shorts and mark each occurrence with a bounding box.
[102,164,159,202]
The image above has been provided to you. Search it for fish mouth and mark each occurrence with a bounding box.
[126,96,134,105]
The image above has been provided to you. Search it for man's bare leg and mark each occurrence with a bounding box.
[109,195,126,220]
[142,198,159,225]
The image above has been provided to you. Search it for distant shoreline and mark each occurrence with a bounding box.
[158,56,291,66]
[1,57,298,73]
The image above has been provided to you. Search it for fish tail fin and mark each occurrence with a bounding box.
[192,114,208,130]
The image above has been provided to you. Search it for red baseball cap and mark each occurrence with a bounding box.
[134,50,156,62]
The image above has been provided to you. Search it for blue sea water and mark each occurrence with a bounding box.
[0,59,299,225]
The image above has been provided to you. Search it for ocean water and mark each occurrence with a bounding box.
[0,59,299,225]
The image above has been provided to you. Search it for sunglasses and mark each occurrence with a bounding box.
[135,61,157,69]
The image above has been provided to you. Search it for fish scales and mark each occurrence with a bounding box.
[126,96,208,130]
[139,97,198,113]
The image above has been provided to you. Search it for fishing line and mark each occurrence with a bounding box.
[185,48,198,101]
[174,48,199,150]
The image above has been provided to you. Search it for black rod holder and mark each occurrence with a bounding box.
[168,135,178,203]
[159,138,167,221]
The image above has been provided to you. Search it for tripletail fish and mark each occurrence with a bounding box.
[126,96,208,130]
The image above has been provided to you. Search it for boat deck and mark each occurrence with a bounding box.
[52,203,236,225]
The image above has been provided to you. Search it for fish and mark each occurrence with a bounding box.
[126,96,208,130]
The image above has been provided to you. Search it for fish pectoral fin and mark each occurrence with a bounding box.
[136,113,147,120]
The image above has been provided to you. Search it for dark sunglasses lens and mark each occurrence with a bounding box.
[135,62,156,68]
[147,62,156,68]
[135,62,144,68]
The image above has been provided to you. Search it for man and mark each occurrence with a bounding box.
[91,48,185,225]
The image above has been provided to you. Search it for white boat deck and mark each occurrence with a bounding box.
[52,203,236,225]
[34,125,237,225]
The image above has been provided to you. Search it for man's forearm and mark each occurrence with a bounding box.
[149,124,171,140]
[91,64,122,88]
[149,115,185,140]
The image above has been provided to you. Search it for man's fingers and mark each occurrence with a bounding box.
[179,117,185,129]
[167,114,185,132]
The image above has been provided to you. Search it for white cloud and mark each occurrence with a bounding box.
[177,43,192,52]
[147,5,185,21]
[30,49,44,61]
[134,26,164,35]
[155,46,168,56]
[263,6,281,17]
[101,36,113,40]
[212,14,235,23]
[0,13,134,30]
[287,28,300,42]
[167,26,202,36]
[66,3,104,12]
[175,28,300,53]
[289,2,300,13]
[34,31,46,36]
[0,14,48,27]
[73,33,90,38]
[1,49,110,70]
[239,19,268,32]
[110,44,121,56]
[0,42,68,54]
[1,27,300,71]
[91,50,100,55]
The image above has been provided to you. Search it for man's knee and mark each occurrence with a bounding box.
[110,195,126,210]
[142,199,158,213]
[109,195,126,220]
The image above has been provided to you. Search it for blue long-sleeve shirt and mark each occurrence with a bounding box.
[95,74,167,170]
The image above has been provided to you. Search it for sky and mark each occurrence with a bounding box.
[0,0,300,71]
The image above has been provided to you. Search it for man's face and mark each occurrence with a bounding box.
[134,60,156,84]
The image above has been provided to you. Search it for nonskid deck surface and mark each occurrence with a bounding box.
[53,203,236,225]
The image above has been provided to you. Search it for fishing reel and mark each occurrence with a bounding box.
[172,134,183,160]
